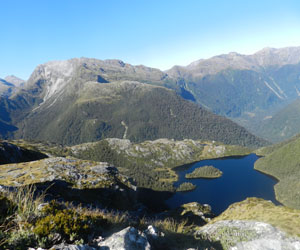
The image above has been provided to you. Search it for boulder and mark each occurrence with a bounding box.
[98,226,151,250]
[196,220,300,250]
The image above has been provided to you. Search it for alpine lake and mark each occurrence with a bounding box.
[166,154,280,215]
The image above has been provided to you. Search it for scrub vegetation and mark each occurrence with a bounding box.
[185,165,223,179]
[254,134,300,209]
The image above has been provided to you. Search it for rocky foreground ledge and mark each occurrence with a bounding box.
[0,156,137,209]
[27,221,300,250]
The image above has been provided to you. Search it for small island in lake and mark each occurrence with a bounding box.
[185,165,223,179]
[176,182,196,192]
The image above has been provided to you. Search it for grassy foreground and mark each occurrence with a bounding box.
[0,185,214,250]
[211,197,300,237]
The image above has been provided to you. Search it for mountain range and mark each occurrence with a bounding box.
[167,47,300,141]
[1,47,300,249]
[0,57,266,147]
[2,46,300,145]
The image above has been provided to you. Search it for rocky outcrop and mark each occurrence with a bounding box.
[71,138,250,170]
[163,202,215,226]
[30,226,159,250]
[196,220,300,250]
[69,138,250,191]
[98,227,151,250]
[0,157,137,209]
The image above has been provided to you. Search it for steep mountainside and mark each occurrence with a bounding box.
[16,81,265,147]
[167,47,300,141]
[254,134,300,209]
[258,98,300,142]
[0,58,265,148]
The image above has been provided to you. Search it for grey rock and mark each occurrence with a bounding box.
[49,244,97,250]
[196,220,300,250]
[98,226,151,250]
[231,238,300,250]
[144,225,159,239]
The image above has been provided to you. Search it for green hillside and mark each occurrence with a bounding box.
[0,58,266,148]
[15,81,266,147]
[258,98,300,142]
[254,134,300,209]
[167,51,300,142]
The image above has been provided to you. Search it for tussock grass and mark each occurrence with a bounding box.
[7,185,46,227]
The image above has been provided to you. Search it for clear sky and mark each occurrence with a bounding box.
[1,0,300,80]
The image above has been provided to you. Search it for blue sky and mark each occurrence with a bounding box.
[1,0,300,80]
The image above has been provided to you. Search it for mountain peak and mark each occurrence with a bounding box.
[253,46,300,66]
[4,75,25,87]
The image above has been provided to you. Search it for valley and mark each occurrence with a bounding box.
[1,47,300,249]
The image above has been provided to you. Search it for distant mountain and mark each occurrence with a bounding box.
[4,75,25,87]
[0,58,265,147]
[0,75,25,97]
[258,98,300,142]
[167,47,300,141]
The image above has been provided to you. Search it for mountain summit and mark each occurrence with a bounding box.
[166,46,300,141]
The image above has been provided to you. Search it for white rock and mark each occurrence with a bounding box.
[98,226,150,250]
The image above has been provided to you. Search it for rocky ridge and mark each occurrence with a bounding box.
[167,46,300,79]
[69,138,251,191]
[166,46,300,142]
[0,156,137,209]
[71,138,251,169]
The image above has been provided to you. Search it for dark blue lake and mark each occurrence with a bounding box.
[166,154,279,215]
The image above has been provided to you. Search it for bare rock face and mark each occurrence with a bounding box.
[196,220,300,250]
[98,227,151,250]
